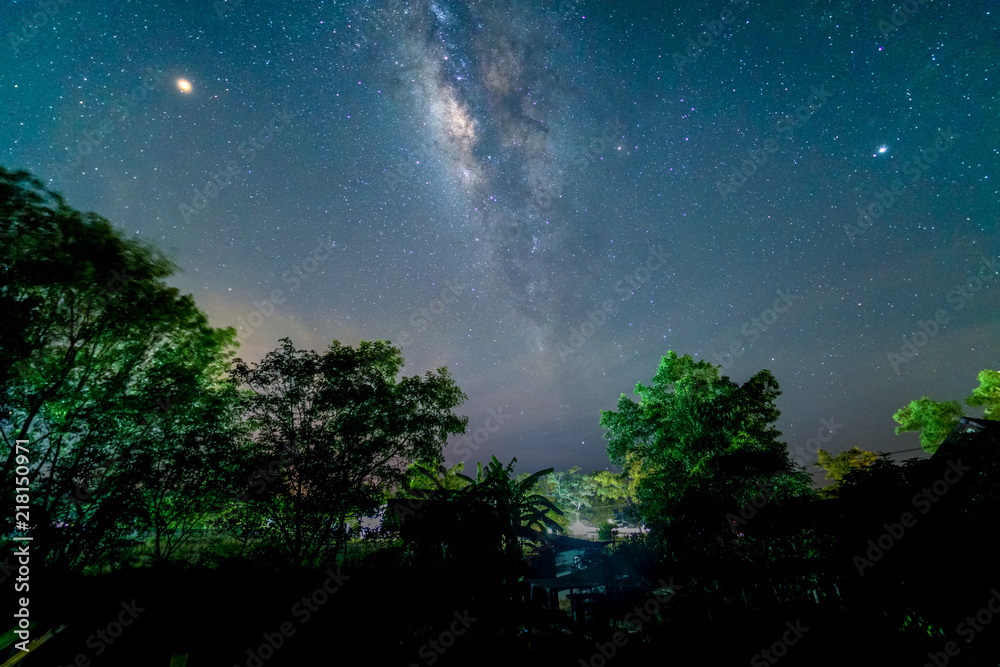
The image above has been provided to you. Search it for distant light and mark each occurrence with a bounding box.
[878,146,888,154]
[177,79,192,93]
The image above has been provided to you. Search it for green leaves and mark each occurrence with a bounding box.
[599,351,807,553]
[0,167,240,570]
[966,369,1000,419]
[892,397,964,454]
[892,368,1000,454]
[230,337,468,568]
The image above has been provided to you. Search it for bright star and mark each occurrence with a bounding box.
[876,145,888,155]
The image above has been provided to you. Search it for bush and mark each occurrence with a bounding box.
[597,522,616,541]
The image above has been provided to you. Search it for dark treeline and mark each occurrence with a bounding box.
[3,165,1000,666]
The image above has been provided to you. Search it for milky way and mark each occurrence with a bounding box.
[380,0,632,353]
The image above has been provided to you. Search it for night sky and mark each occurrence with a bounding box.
[2,0,998,482]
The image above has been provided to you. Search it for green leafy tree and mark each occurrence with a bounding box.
[407,460,469,492]
[0,167,239,570]
[230,338,467,568]
[600,351,812,556]
[589,469,637,524]
[892,369,1000,454]
[966,369,1000,419]
[456,456,564,555]
[892,397,964,454]
[536,466,596,525]
[127,333,245,563]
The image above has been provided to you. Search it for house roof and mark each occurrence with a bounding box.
[934,417,1000,457]
[528,531,611,551]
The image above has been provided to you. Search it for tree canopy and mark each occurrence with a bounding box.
[893,369,1000,453]
[0,166,239,569]
[229,337,468,567]
[600,351,812,555]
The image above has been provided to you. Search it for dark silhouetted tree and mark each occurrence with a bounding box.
[230,337,467,567]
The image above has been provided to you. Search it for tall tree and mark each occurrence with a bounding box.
[230,338,468,568]
[600,351,812,555]
[0,167,239,570]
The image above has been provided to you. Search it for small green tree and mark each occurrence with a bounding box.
[892,398,964,454]
[407,461,469,492]
[230,338,468,568]
[537,466,595,525]
[590,469,637,524]
[966,369,1000,419]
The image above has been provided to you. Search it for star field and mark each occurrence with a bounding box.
[2,0,998,480]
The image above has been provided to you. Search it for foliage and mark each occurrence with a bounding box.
[600,351,813,558]
[816,446,879,498]
[533,466,595,524]
[589,469,638,524]
[892,369,1000,454]
[597,521,616,541]
[892,397,964,454]
[229,337,468,568]
[966,369,1000,419]
[455,456,564,554]
[0,166,239,570]
[407,460,470,491]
